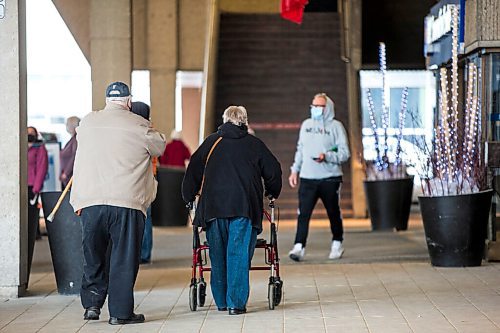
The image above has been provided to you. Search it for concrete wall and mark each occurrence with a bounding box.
[342,0,366,217]
[199,0,220,139]
[219,0,279,13]
[0,0,28,297]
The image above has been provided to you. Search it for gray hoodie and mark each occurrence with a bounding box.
[291,96,350,179]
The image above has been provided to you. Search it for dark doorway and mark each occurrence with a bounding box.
[362,0,435,69]
[215,13,352,219]
[305,0,338,12]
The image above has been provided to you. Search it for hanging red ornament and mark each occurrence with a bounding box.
[280,0,309,24]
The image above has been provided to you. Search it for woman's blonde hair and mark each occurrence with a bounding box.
[66,116,80,129]
[222,106,248,126]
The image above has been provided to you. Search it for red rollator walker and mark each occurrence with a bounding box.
[189,198,283,311]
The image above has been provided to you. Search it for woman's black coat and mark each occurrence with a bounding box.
[182,123,282,233]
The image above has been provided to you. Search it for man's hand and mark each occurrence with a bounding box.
[289,172,298,188]
[313,153,326,163]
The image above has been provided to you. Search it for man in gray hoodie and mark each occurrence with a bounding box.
[288,93,350,261]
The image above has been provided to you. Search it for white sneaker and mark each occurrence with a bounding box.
[289,243,305,262]
[329,240,344,259]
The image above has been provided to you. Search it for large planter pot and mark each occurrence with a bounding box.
[418,190,493,267]
[152,167,189,226]
[364,176,414,231]
[41,191,83,295]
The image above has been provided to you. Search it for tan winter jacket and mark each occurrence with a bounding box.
[70,103,166,216]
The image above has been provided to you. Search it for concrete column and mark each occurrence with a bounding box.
[179,0,207,71]
[342,0,366,218]
[200,0,219,140]
[147,0,177,136]
[0,0,28,298]
[51,0,90,63]
[90,0,132,110]
[182,87,202,152]
[132,0,147,70]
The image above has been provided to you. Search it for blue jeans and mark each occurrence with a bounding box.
[141,206,153,262]
[206,217,258,310]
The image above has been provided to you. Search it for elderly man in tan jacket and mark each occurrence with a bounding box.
[70,82,166,325]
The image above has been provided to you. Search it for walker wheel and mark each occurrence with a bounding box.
[274,279,283,306]
[198,281,207,307]
[268,283,276,310]
[189,283,197,311]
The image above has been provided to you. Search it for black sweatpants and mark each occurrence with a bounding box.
[294,177,343,247]
[80,205,145,318]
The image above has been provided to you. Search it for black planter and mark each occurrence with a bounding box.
[41,191,83,295]
[364,177,414,231]
[152,167,189,226]
[418,190,493,267]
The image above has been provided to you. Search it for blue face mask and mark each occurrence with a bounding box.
[310,106,324,120]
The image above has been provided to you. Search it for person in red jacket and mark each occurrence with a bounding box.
[158,130,191,167]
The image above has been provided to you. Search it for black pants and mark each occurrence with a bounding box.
[80,205,145,318]
[27,186,40,283]
[27,186,40,232]
[294,177,344,247]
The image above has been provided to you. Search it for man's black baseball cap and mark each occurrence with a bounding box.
[105,82,131,97]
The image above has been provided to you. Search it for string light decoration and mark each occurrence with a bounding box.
[420,5,487,196]
[366,89,382,170]
[364,42,409,180]
[379,42,390,170]
[395,87,409,166]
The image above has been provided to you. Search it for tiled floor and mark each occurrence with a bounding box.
[1,211,500,332]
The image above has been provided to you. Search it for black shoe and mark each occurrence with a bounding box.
[108,313,145,325]
[217,307,227,311]
[228,308,246,315]
[84,306,100,320]
[140,259,150,265]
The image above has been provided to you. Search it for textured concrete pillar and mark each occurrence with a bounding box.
[51,0,90,63]
[179,0,207,71]
[147,0,177,136]
[90,0,132,110]
[132,0,147,70]
[182,87,202,152]
[200,0,219,140]
[342,0,366,217]
[0,0,28,298]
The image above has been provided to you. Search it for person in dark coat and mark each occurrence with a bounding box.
[182,105,282,315]
[130,101,155,264]
[60,116,80,188]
